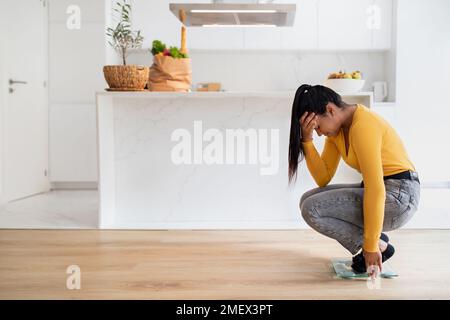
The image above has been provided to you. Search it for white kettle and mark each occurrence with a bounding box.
[372,81,388,102]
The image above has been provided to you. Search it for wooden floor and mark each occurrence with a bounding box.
[1,229,449,299]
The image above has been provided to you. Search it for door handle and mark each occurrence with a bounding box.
[9,79,27,85]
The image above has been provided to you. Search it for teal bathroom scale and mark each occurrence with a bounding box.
[331,258,398,279]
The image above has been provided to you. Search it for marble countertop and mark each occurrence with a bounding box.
[96,90,374,99]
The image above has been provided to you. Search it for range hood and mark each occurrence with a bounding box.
[169,1,296,27]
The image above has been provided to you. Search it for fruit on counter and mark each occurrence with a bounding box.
[327,70,362,79]
[151,39,189,58]
[343,73,352,79]
[351,71,362,79]
[327,71,339,79]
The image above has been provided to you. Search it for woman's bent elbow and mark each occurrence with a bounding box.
[315,178,330,188]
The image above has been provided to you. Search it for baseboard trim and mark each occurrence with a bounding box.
[50,181,98,190]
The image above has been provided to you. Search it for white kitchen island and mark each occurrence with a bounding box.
[95,91,373,229]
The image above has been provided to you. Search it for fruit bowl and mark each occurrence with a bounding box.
[324,79,365,94]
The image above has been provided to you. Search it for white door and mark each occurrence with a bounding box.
[1,0,49,202]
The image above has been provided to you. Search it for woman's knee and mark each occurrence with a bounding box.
[300,197,318,225]
[299,193,308,210]
[300,188,320,209]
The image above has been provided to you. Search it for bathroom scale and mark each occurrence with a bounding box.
[331,258,398,279]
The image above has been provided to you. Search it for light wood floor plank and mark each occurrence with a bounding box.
[0,229,449,299]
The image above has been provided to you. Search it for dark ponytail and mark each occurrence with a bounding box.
[288,84,345,184]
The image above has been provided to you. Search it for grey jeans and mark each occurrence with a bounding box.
[300,178,421,255]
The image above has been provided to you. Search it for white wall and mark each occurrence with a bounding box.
[48,0,105,184]
[49,0,105,103]
[395,0,450,183]
[393,0,450,228]
[384,0,397,102]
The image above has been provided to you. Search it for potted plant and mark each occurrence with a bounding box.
[103,0,148,90]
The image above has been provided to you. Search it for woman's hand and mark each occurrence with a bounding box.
[363,249,383,276]
[300,111,318,142]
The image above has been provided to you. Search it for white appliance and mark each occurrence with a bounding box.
[372,81,388,102]
[169,1,296,27]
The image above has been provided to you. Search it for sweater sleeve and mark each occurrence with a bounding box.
[352,123,386,253]
[301,137,341,187]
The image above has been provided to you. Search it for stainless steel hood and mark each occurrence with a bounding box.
[169,1,296,27]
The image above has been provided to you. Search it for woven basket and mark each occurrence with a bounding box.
[103,65,149,90]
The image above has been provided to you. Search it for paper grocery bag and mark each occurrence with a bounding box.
[148,55,192,92]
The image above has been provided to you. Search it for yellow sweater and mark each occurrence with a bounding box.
[301,104,416,252]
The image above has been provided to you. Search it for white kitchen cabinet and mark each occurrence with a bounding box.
[280,0,318,49]
[244,0,392,50]
[372,0,393,49]
[318,0,392,50]
[137,0,391,51]
[318,0,373,50]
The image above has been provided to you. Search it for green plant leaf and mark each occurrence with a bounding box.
[106,0,143,64]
